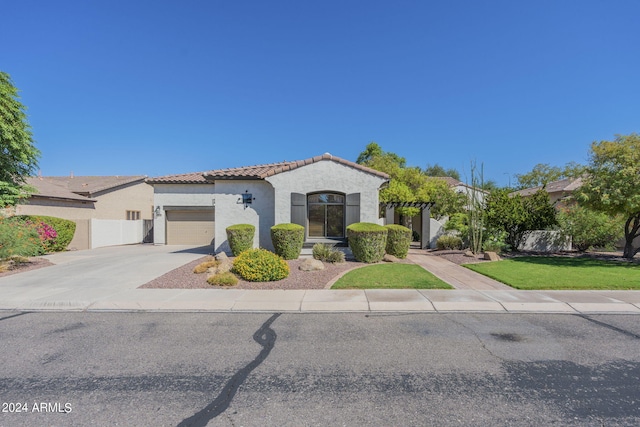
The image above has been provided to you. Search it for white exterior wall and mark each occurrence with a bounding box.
[90,219,144,248]
[152,183,216,245]
[213,180,275,253]
[266,160,387,225]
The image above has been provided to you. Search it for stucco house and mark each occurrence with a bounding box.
[510,177,584,207]
[14,175,154,249]
[148,153,392,253]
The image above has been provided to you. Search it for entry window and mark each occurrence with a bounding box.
[307,193,345,238]
[126,210,141,220]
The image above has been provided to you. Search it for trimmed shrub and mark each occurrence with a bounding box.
[11,215,76,253]
[385,224,412,259]
[347,222,388,263]
[193,259,218,274]
[0,218,44,258]
[271,223,304,260]
[436,234,464,250]
[207,271,239,286]
[312,243,346,263]
[232,248,290,282]
[226,224,255,256]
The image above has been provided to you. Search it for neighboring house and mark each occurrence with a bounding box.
[510,177,583,207]
[436,176,488,205]
[16,175,154,250]
[148,153,392,253]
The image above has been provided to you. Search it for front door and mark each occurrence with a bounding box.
[307,193,345,238]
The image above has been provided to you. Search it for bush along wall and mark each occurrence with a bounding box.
[385,224,412,259]
[271,223,304,260]
[347,222,388,263]
[10,215,76,253]
[226,224,255,256]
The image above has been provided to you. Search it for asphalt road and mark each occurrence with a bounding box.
[0,312,639,427]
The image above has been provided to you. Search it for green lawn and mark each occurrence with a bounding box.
[464,256,640,290]
[331,263,452,290]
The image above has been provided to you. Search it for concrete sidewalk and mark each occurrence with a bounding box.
[1,245,639,314]
[1,288,639,314]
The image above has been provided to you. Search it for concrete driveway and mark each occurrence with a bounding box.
[0,244,209,309]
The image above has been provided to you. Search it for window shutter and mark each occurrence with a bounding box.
[291,193,306,231]
[345,193,360,227]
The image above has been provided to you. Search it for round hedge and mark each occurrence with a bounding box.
[385,224,412,259]
[232,248,290,282]
[346,222,388,263]
[270,223,304,260]
[225,224,255,256]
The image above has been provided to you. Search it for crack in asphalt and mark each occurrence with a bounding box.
[177,313,281,427]
[577,314,640,340]
[0,312,29,322]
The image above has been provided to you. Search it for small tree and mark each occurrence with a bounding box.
[0,72,40,206]
[557,205,624,252]
[485,189,556,250]
[575,133,640,259]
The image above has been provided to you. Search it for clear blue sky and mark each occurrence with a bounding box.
[3,0,639,186]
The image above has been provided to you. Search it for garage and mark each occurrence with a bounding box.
[166,209,215,245]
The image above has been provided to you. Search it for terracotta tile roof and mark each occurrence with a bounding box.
[42,175,147,196]
[25,177,96,202]
[511,177,583,197]
[433,176,464,187]
[205,153,389,179]
[149,153,390,183]
[146,172,210,184]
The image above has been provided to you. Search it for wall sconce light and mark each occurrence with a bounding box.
[154,206,162,217]
[240,190,255,209]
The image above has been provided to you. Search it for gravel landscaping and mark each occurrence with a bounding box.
[140,256,369,290]
[0,257,54,278]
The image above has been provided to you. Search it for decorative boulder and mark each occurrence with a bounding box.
[484,251,501,261]
[299,258,325,271]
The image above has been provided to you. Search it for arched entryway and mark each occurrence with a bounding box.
[307,193,345,238]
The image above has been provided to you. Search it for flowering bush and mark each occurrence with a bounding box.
[10,215,75,253]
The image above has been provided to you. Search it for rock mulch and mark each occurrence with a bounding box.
[0,257,54,278]
[140,257,369,290]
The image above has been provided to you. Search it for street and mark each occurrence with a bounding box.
[1,311,639,426]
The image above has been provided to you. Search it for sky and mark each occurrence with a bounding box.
[3,0,639,186]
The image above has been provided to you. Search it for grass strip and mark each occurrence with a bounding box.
[464,256,640,290]
[331,263,452,290]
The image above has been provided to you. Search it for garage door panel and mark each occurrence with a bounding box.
[166,210,215,245]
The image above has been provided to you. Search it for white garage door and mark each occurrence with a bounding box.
[166,210,215,245]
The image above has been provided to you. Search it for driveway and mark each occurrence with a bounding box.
[0,244,209,308]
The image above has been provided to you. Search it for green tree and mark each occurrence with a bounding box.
[557,205,624,252]
[575,133,640,259]
[424,163,460,180]
[0,72,40,206]
[357,144,465,222]
[485,189,556,250]
[515,162,585,189]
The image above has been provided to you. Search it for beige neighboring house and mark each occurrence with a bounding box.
[510,177,584,207]
[16,175,154,250]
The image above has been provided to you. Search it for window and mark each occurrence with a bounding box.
[126,210,141,220]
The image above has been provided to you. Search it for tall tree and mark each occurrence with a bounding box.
[356,143,465,222]
[424,163,460,180]
[515,162,584,189]
[484,189,557,250]
[0,72,40,206]
[575,134,640,259]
